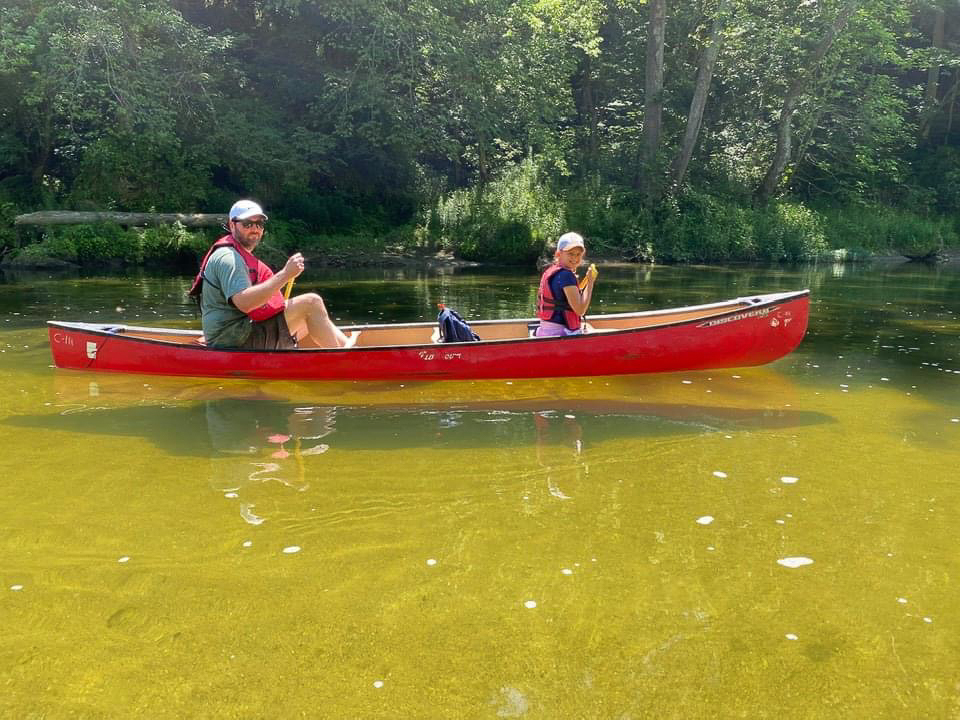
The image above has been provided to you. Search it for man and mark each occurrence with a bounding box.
[190,199,353,349]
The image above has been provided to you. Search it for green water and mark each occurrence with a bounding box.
[1,262,959,718]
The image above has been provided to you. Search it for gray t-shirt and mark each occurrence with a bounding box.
[200,246,254,347]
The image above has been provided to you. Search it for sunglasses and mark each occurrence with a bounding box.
[236,219,265,229]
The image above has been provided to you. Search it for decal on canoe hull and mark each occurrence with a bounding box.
[697,307,771,328]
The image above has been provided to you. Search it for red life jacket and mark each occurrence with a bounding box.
[188,234,286,323]
[536,264,581,330]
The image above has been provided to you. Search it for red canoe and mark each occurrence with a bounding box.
[47,290,809,381]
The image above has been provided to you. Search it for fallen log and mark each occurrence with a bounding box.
[902,248,949,263]
[14,211,225,227]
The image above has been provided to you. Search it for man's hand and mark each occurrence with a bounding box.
[282,252,306,281]
[232,252,304,313]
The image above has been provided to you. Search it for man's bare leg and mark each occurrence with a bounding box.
[284,293,350,348]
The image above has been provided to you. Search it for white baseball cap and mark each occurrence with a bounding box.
[556,232,585,252]
[229,199,268,221]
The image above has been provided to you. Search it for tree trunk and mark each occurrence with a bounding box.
[477,135,489,186]
[921,6,946,140]
[943,70,960,143]
[642,0,666,202]
[790,103,827,191]
[671,0,729,191]
[579,54,600,175]
[15,211,228,227]
[755,1,858,206]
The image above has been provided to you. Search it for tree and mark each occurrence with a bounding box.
[642,0,666,202]
[670,0,730,191]
[755,1,860,205]
[0,1,227,209]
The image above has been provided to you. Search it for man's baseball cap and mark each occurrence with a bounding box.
[229,199,268,221]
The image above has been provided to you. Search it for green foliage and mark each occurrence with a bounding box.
[426,156,564,264]
[257,218,387,263]
[69,224,130,265]
[134,223,210,265]
[563,182,641,250]
[819,204,958,255]
[0,201,18,256]
[13,234,77,265]
[616,195,827,263]
[910,148,960,214]
[0,0,226,209]
[9,223,211,267]
[1,0,959,268]
[753,203,829,261]
[658,192,759,262]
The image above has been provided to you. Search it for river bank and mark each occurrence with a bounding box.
[5,244,958,273]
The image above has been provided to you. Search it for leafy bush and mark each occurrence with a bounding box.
[819,204,957,256]
[7,222,214,268]
[426,156,564,264]
[21,224,135,265]
[0,202,19,257]
[278,191,359,232]
[11,234,78,264]
[616,195,826,263]
[753,203,828,261]
[564,182,640,249]
[135,223,209,264]
[71,224,136,265]
[259,218,312,256]
[654,191,757,262]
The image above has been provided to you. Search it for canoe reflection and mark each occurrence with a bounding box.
[8,395,833,457]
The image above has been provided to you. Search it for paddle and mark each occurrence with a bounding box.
[283,277,294,300]
[578,263,598,291]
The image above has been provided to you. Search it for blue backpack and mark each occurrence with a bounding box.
[437,306,480,343]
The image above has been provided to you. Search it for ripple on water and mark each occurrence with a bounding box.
[282,546,301,554]
[712,471,727,478]
[696,516,714,525]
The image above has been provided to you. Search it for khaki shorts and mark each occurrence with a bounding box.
[240,312,297,350]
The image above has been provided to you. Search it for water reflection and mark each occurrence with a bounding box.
[6,393,833,458]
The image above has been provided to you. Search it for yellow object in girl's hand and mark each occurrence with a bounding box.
[579,263,598,291]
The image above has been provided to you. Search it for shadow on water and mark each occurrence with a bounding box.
[5,395,834,458]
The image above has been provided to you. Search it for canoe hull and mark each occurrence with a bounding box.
[47,291,809,381]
